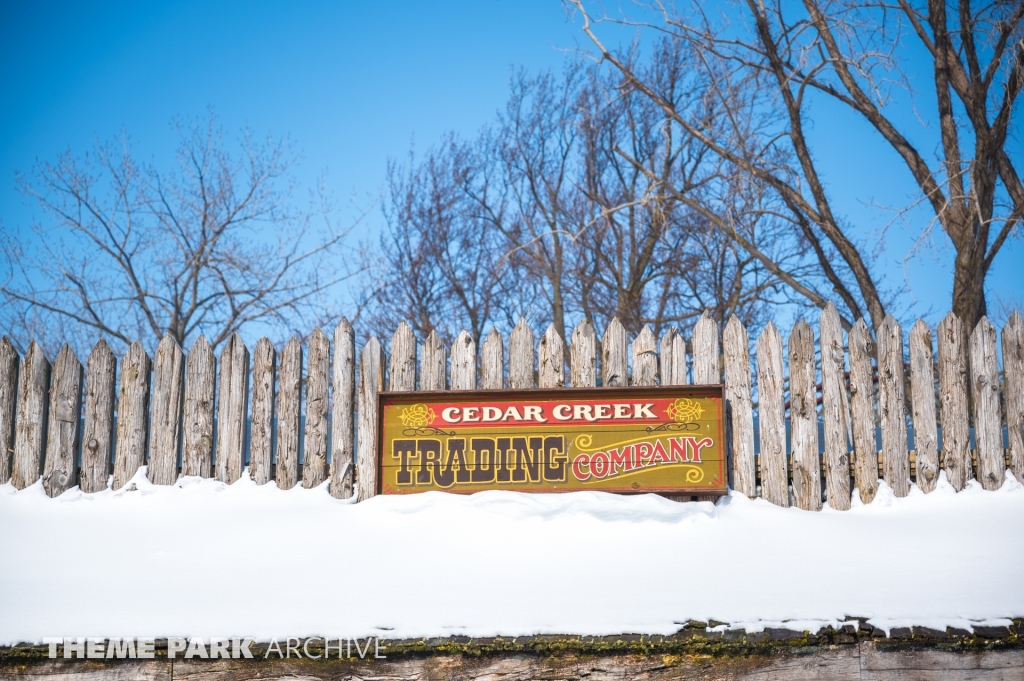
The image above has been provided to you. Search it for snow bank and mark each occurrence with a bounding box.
[1,468,1022,645]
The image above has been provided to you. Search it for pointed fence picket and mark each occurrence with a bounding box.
[249,337,275,485]
[215,335,249,485]
[757,323,788,507]
[303,328,330,489]
[819,305,851,510]
[182,336,216,480]
[112,342,149,490]
[451,330,476,390]
[148,335,184,486]
[723,316,755,498]
[509,319,536,390]
[81,339,116,493]
[570,321,596,388]
[602,318,628,387]
[538,325,565,389]
[3,307,1020,509]
[632,325,657,387]
[848,319,878,503]
[1004,312,1024,482]
[970,317,1003,491]
[481,328,503,390]
[356,337,384,502]
[42,345,82,497]
[0,337,18,485]
[421,330,447,391]
[276,337,302,491]
[909,320,939,493]
[789,320,820,511]
[330,318,356,499]
[937,312,971,491]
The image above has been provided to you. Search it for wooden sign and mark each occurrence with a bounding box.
[377,386,726,496]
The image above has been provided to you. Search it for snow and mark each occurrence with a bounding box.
[1,468,1022,645]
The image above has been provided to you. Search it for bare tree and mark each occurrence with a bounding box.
[573,40,797,335]
[481,66,588,341]
[1,116,359,355]
[569,0,1023,331]
[361,136,528,345]
[364,56,795,343]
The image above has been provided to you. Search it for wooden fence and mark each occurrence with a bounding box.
[1,304,1022,510]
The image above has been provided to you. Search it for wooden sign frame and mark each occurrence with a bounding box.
[376,385,726,497]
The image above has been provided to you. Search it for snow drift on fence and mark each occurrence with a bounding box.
[1,468,1022,645]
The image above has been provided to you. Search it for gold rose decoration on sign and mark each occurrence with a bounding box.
[399,403,436,428]
[666,398,703,424]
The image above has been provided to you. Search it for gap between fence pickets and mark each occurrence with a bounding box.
[0,309,1022,510]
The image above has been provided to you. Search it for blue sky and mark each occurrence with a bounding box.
[1,0,1020,328]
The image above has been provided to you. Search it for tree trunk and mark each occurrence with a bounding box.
[951,240,987,332]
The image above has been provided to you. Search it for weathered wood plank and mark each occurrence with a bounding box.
[356,337,384,501]
[481,327,503,390]
[181,336,216,479]
[970,316,1004,490]
[859,639,1024,679]
[276,337,302,491]
[849,319,879,503]
[389,321,416,392]
[757,322,788,507]
[691,312,721,502]
[0,337,17,485]
[330,318,356,499]
[42,344,83,497]
[80,339,116,492]
[909,320,940,493]
[538,324,565,388]
[509,318,535,389]
[12,341,50,489]
[1003,311,1024,482]
[660,327,676,387]
[878,315,910,497]
[819,304,851,510]
[570,320,597,388]
[631,325,657,386]
[602,318,627,387]
[214,334,249,485]
[112,342,150,490]
[147,334,184,485]
[724,316,755,497]
[151,646,865,681]
[691,311,719,384]
[789,320,821,511]
[302,327,330,488]
[248,337,274,484]
[660,327,688,386]
[937,311,972,490]
[450,329,476,390]
[0,659,173,680]
[420,329,446,391]
[672,332,688,384]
